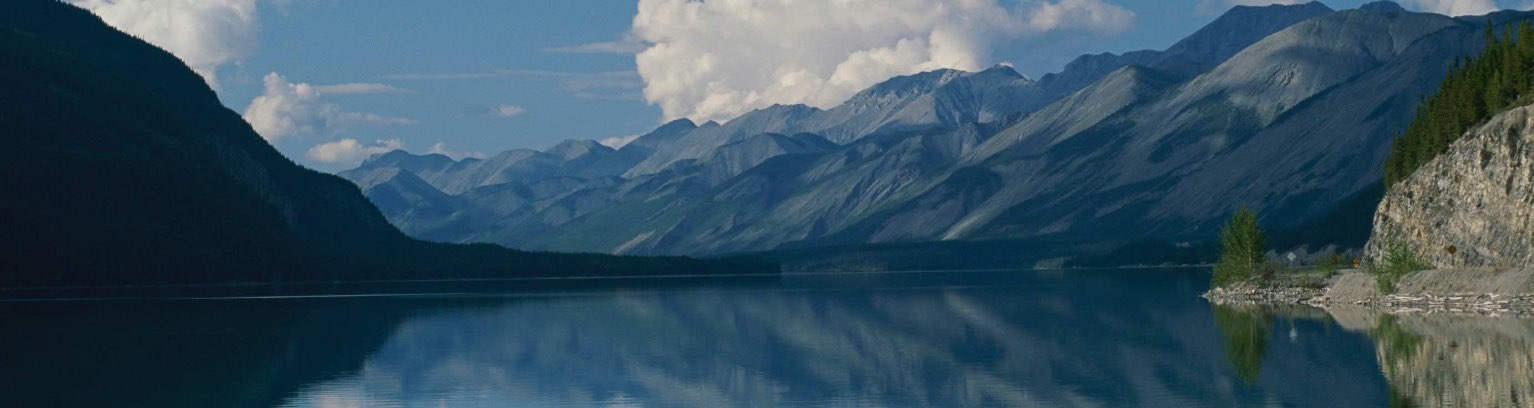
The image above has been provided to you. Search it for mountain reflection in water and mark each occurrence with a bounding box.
[1,269,1528,407]
[276,269,1379,407]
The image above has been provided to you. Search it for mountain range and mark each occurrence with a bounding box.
[0,0,773,288]
[347,2,1527,259]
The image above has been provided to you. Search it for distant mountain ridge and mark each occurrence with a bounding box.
[344,2,1528,259]
[0,0,773,287]
[1033,1,1335,100]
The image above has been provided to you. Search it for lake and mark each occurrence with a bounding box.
[1,268,1529,407]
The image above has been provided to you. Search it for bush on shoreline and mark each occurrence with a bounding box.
[1364,236,1433,293]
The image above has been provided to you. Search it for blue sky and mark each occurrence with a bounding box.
[72,0,1534,171]
[223,1,653,168]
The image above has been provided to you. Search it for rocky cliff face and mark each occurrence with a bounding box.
[1366,105,1534,267]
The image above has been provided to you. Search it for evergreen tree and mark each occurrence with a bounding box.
[1211,207,1267,287]
[1385,20,1534,186]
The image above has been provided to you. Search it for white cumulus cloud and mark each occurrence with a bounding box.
[631,0,1135,123]
[305,138,404,165]
[242,72,414,141]
[1399,0,1499,16]
[70,0,259,89]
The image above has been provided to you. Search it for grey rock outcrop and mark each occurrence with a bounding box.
[1366,105,1534,268]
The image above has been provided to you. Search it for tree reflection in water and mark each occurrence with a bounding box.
[1211,305,1272,385]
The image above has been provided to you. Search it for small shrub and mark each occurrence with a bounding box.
[1364,237,1433,293]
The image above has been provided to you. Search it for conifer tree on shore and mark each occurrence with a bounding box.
[1212,207,1267,287]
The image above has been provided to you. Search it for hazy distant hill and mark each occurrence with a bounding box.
[0,0,773,287]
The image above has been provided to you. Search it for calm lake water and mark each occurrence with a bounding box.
[1,268,1530,407]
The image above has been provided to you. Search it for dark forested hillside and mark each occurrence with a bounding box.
[1386,22,1534,185]
[0,0,774,287]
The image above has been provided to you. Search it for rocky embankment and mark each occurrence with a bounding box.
[1365,105,1534,267]
[1205,269,1534,316]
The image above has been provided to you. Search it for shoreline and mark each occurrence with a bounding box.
[1204,269,1534,316]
